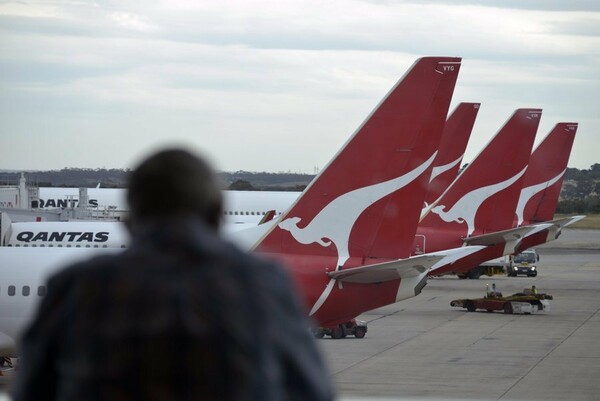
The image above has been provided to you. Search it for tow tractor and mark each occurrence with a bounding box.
[450,289,552,314]
[313,319,368,339]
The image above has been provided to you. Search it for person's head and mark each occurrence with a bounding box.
[127,149,222,230]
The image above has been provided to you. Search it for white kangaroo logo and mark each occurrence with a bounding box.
[431,167,527,236]
[279,152,437,315]
[515,169,565,226]
[419,154,464,219]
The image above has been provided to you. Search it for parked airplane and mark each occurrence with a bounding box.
[440,122,581,277]
[0,248,116,356]
[34,187,297,227]
[415,108,543,276]
[421,102,480,216]
[249,56,474,326]
[1,57,484,354]
[513,122,583,251]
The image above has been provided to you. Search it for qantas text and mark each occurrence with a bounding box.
[39,199,99,208]
[15,231,110,243]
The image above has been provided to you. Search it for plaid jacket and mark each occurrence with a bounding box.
[13,217,333,401]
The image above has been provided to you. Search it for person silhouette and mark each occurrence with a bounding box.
[13,149,333,401]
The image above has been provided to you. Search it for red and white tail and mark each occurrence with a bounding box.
[423,102,480,211]
[420,108,541,237]
[255,57,462,263]
[515,123,578,225]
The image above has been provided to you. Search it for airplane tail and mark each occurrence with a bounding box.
[421,108,542,237]
[515,123,578,225]
[424,102,480,208]
[255,57,462,263]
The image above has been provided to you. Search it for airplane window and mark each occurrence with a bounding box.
[103,245,108,248]
[76,245,80,248]
[93,245,98,248]
[120,245,126,248]
[58,244,63,247]
[251,212,255,215]
[7,244,12,247]
[24,244,28,247]
[234,212,238,215]
[85,245,90,248]
[66,245,71,248]
[14,244,19,247]
[40,244,45,247]
[38,286,46,296]
[49,244,53,247]
[245,212,249,215]
[8,286,15,296]
[32,244,37,247]
[22,286,30,296]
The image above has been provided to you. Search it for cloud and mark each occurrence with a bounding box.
[0,0,598,171]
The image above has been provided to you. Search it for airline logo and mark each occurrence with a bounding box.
[515,169,566,226]
[39,198,99,208]
[14,231,110,243]
[430,167,528,236]
[279,152,437,315]
[428,154,463,183]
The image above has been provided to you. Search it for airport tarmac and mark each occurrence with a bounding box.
[319,228,600,400]
[1,228,598,400]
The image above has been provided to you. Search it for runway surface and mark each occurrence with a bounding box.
[318,229,600,400]
[1,229,598,400]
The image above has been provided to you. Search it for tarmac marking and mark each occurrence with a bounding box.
[497,302,600,400]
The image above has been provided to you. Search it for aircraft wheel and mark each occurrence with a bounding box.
[354,327,366,339]
[331,326,343,339]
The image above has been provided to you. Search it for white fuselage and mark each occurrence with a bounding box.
[34,188,299,227]
[0,189,302,356]
[0,247,118,356]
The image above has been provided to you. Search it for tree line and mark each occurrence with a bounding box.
[2,165,598,213]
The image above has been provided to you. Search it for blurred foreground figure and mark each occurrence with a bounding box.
[13,149,333,401]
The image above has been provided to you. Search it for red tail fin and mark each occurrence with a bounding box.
[516,123,578,225]
[424,102,480,207]
[256,57,462,263]
[420,108,541,238]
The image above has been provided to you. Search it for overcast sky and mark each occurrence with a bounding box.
[1,0,599,173]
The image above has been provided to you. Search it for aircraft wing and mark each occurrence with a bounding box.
[544,215,585,241]
[463,226,536,246]
[258,210,276,225]
[462,225,552,255]
[328,246,484,284]
[225,219,278,252]
[544,215,585,229]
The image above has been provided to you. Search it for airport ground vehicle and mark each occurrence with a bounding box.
[450,289,552,314]
[313,319,368,339]
[508,249,539,277]
[456,248,540,279]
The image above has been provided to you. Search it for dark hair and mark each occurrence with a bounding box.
[127,149,222,229]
